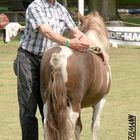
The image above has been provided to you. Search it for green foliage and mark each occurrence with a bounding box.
[117,0,140,8]
[118,0,140,3]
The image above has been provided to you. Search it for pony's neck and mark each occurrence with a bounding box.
[86,30,108,52]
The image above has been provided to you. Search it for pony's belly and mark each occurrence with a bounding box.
[81,71,110,108]
[81,91,105,108]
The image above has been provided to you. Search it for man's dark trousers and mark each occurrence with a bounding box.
[14,48,44,140]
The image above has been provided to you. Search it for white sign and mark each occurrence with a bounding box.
[78,0,84,15]
[107,27,140,46]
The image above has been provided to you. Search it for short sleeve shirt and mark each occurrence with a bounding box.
[20,0,76,56]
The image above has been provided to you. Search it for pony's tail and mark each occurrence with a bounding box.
[46,53,68,140]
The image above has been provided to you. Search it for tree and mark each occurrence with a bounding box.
[22,0,33,9]
[63,0,67,8]
[87,0,119,21]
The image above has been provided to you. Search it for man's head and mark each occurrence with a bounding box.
[47,0,55,5]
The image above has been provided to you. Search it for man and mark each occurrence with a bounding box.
[14,0,94,140]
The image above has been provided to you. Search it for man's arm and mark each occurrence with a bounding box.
[38,24,90,51]
[71,27,109,62]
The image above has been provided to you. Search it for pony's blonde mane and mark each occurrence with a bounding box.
[79,11,109,51]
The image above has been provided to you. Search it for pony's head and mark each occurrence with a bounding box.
[78,11,109,51]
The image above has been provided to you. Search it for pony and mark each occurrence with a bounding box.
[40,11,111,140]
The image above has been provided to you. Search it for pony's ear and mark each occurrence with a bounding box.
[78,12,84,22]
[91,11,100,17]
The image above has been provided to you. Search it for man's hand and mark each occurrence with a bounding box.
[70,27,96,49]
[69,36,90,51]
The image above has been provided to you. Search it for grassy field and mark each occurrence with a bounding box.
[0,39,140,140]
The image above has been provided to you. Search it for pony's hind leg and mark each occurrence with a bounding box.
[67,104,80,140]
[91,96,106,140]
[75,115,82,140]
[43,103,48,140]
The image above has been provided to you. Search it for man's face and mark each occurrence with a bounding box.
[47,0,55,3]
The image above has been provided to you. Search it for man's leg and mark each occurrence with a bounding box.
[16,49,41,140]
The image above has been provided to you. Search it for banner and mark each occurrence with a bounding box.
[118,9,140,14]
[107,27,140,46]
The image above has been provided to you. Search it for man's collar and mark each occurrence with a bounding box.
[43,0,59,8]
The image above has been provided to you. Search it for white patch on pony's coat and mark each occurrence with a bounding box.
[86,31,106,51]
[106,63,111,87]
[50,46,73,83]
[43,103,48,118]
[60,46,73,83]
[91,96,106,140]
[67,106,79,139]
[43,103,48,140]
[68,106,79,125]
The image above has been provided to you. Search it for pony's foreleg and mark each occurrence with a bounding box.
[43,103,48,140]
[91,96,106,140]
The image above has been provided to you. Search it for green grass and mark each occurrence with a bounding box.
[0,39,140,140]
[120,14,140,25]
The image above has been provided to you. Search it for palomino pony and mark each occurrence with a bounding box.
[40,11,111,140]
